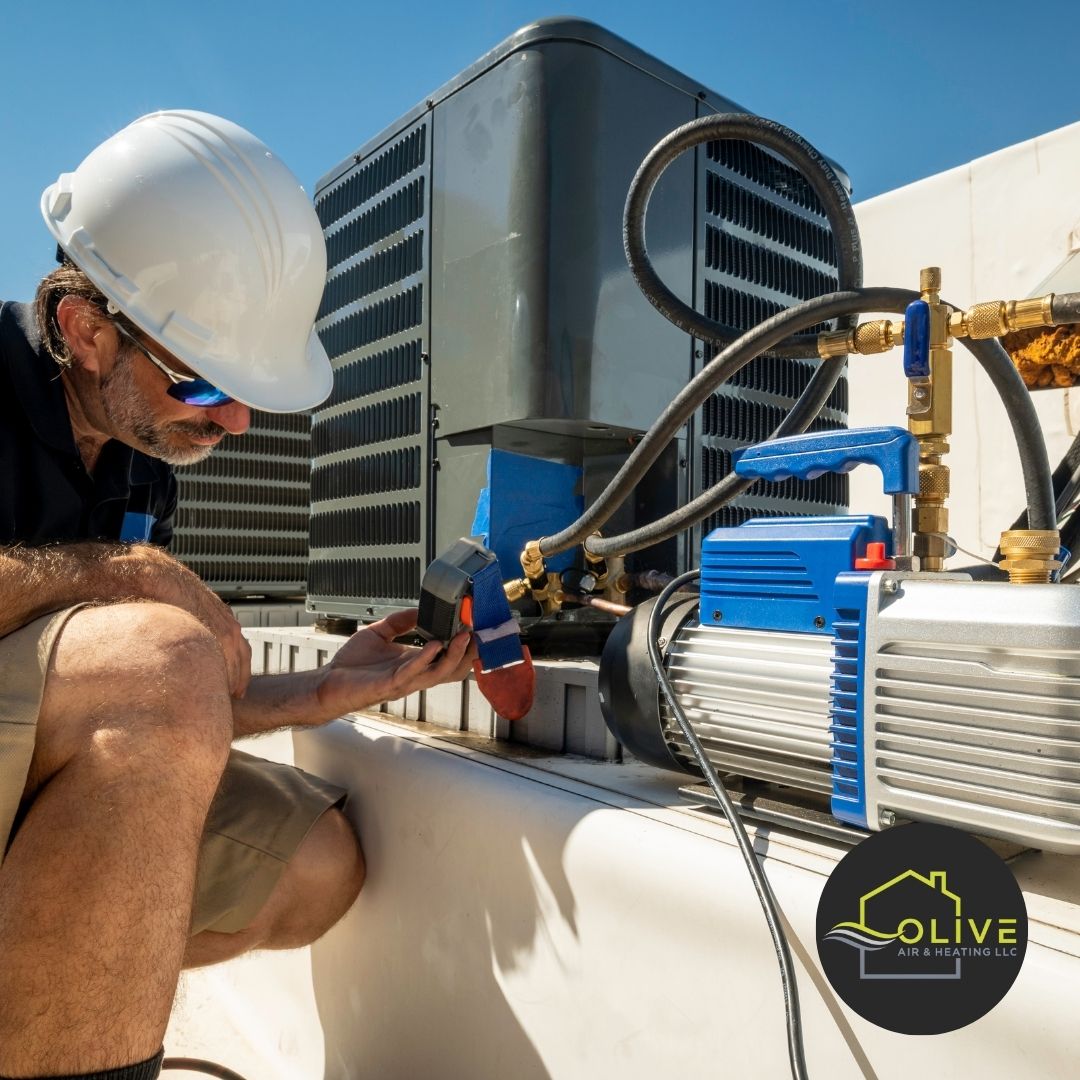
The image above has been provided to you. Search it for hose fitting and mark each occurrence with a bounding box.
[999,529,1062,584]
[503,578,528,603]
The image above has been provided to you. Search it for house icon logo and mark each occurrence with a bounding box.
[816,824,1027,1034]
[823,868,963,980]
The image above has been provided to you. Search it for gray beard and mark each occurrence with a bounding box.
[100,352,220,467]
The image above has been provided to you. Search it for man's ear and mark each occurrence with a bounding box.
[55,296,110,375]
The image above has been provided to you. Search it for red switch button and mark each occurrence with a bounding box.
[854,541,896,571]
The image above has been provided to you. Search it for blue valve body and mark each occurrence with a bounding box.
[904,299,931,378]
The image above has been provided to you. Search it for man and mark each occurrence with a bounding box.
[0,111,474,1080]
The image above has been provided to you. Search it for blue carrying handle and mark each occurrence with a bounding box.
[732,426,919,495]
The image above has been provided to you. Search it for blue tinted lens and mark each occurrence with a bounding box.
[167,381,234,407]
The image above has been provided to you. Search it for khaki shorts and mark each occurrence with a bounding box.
[0,606,346,936]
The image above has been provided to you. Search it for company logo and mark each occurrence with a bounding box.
[816,823,1027,1034]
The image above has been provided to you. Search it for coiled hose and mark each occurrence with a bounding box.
[539,111,1055,559]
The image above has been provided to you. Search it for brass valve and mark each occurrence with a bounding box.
[519,541,564,614]
[998,530,1062,585]
[503,578,529,602]
[817,293,1059,358]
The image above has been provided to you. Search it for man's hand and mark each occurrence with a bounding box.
[315,608,476,719]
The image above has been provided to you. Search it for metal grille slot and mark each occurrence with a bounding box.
[172,410,311,597]
[706,139,827,215]
[318,285,424,361]
[325,179,426,271]
[179,477,310,508]
[725,355,848,412]
[318,233,425,320]
[310,503,422,548]
[311,393,423,456]
[701,395,845,442]
[307,556,421,603]
[705,225,838,301]
[704,171,834,263]
[311,447,422,502]
[325,340,424,408]
[316,127,426,230]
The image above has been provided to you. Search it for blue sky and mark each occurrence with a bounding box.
[2,0,1076,301]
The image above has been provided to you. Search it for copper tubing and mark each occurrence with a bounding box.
[564,593,632,616]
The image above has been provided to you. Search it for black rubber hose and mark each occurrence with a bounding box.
[624,113,862,358]
[588,297,1057,557]
[647,570,808,1080]
[959,336,1055,532]
[1052,292,1080,325]
[539,287,910,559]
[541,287,913,559]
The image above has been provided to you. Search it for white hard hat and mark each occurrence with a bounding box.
[41,109,333,412]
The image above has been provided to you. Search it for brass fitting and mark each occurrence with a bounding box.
[542,572,564,614]
[818,320,904,358]
[503,578,528,603]
[602,554,626,602]
[520,541,562,612]
[949,294,1055,340]
[817,328,855,359]
[521,540,546,583]
[999,530,1062,585]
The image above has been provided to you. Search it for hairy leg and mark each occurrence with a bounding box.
[183,807,365,968]
[0,602,233,1076]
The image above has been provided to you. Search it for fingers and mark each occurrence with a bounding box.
[369,607,419,642]
[392,629,473,693]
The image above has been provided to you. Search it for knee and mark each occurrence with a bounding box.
[36,602,233,787]
[271,809,365,947]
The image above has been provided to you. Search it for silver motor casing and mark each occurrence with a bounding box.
[861,573,1080,852]
[603,576,1080,853]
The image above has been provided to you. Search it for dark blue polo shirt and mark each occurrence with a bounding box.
[0,301,176,547]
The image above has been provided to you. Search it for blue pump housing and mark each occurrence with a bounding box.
[699,514,890,636]
[699,516,883,830]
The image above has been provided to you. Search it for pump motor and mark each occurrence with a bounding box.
[600,425,1080,853]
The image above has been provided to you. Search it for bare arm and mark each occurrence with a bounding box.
[0,541,251,695]
[232,609,475,738]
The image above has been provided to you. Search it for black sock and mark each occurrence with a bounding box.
[0,1047,163,1080]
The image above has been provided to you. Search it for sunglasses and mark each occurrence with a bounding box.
[112,321,234,407]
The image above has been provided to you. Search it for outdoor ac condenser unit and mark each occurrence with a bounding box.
[308,18,848,621]
[172,411,311,597]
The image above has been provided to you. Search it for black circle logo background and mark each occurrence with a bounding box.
[816,823,1027,1035]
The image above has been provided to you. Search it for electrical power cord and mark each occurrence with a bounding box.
[647,571,808,1080]
[161,1058,250,1079]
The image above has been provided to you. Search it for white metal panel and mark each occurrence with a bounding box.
[287,714,1080,1080]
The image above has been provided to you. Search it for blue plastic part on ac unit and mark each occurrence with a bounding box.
[471,449,583,579]
[829,572,871,828]
[698,515,890,636]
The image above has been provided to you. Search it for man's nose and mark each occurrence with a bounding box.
[210,401,251,436]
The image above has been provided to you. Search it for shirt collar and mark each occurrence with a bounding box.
[4,300,173,493]
[4,301,83,457]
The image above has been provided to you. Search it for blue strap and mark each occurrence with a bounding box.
[470,561,525,672]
